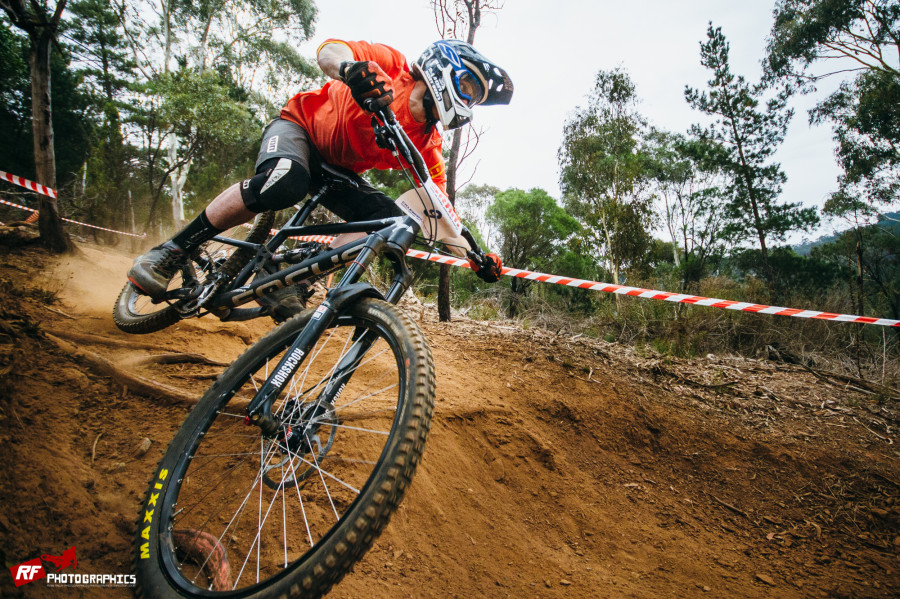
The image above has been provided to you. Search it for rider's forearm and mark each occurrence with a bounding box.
[317,41,354,79]
[441,227,482,258]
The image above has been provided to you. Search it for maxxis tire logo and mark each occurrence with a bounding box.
[140,467,169,560]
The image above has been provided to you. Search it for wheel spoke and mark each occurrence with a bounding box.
[144,302,433,595]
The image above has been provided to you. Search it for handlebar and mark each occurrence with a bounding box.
[366,103,430,184]
[364,103,490,262]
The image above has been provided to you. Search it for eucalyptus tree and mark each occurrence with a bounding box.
[456,183,500,247]
[559,67,655,285]
[116,0,319,228]
[645,129,726,287]
[767,0,899,220]
[486,187,581,317]
[766,0,899,85]
[0,0,72,251]
[685,24,818,287]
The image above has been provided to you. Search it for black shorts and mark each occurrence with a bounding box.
[256,119,402,222]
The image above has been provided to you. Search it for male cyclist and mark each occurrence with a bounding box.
[128,38,511,303]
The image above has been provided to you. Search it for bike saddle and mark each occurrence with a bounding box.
[320,163,360,188]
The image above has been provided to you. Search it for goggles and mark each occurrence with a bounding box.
[454,70,485,107]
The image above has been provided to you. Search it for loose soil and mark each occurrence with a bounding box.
[0,240,897,598]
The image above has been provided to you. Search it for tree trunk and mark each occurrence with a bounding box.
[854,236,865,317]
[437,264,452,321]
[30,28,72,253]
[434,0,487,322]
[167,134,190,229]
[438,128,464,322]
[728,117,773,290]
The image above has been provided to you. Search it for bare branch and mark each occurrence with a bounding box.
[456,158,481,190]
[458,125,483,167]
[113,1,155,80]
[50,0,66,28]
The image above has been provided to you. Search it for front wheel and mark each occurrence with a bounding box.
[134,298,435,598]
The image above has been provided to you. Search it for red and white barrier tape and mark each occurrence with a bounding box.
[0,170,57,199]
[404,249,900,329]
[0,197,146,239]
[5,195,896,327]
[271,234,898,327]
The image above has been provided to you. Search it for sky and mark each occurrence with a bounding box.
[298,0,844,241]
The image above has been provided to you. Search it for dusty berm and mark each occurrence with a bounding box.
[0,240,897,598]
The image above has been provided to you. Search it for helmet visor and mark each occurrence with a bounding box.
[455,71,485,107]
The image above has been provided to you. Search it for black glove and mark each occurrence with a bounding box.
[468,252,503,283]
[340,61,394,111]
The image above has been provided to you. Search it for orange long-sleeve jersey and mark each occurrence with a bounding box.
[280,39,447,192]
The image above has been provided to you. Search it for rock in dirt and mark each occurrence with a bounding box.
[135,437,152,457]
[756,573,776,586]
[0,225,41,246]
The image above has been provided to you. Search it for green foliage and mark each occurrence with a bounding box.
[133,68,259,226]
[559,67,655,284]
[0,16,92,191]
[765,1,898,326]
[766,0,899,84]
[486,187,581,316]
[686,24,818,286]
[66,0,135,111]
[120,0,320,116]
[644,129,727,287]
[153,69,255,145]
[0,19,33,181]
[367,167,415,200]
[812,70,900,211]
[487,188,579,269]
[456,183,500,243]
[729,246,843,301]
[812,223,900,319]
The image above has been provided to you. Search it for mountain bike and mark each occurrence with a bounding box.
[132,107,495,598]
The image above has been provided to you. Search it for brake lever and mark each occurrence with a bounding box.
[465,250,486,267]
[371,117,394,150]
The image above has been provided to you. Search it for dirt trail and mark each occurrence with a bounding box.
[0,242,898,598]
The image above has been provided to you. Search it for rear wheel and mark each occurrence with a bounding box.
[113,213,275,334]
[134,298,435,598]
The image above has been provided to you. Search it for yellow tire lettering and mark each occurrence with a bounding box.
[149,492,159,507]
[140,543,149,559]
[142,526,150,540]
[144,509,154,523]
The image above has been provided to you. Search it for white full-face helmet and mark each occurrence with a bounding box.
[413,40,513,129]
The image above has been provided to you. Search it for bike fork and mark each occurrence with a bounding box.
[244,243,383,436]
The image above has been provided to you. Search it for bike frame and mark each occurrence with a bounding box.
[186,106,464,435]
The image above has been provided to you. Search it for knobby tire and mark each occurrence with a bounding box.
[133,298,435,598]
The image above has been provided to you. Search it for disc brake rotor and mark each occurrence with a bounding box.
[262,400,338,489]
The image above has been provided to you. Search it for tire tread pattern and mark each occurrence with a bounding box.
[133,298,434,599]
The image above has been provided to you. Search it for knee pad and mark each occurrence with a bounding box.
[240,158,310,212]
